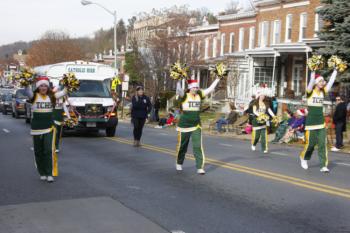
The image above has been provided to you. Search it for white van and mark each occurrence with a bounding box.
[26,61,118,137]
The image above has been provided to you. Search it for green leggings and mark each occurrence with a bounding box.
[33,129,58,176]
[300,128,328,168]
[252,127,268,151]
[176,128,205,169]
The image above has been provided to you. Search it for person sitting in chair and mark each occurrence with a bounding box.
[216,102,238,133]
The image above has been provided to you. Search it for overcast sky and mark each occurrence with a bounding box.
[0,0,235,46]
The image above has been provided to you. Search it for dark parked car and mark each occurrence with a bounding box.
[11,89,29,118]
[0,93,13,115]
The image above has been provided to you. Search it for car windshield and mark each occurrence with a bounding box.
[16,89,27,98]
[69,80,111,98]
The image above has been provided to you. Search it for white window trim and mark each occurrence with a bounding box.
[272,20,281,45]
[260,21,269,48]
[229,33,235,53]
[197,41,202,59]
[220,33,226,56]
[204,38,209,59]
[299,12,307,42]
[213,37,217,58]
[285,14,292,43]
[314,7,323,37]
[239,28,244,51]
[249,27,255,49]
[190,41,194,60]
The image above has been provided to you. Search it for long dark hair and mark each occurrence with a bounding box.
[30,88,56,107]
[253,97,271,110]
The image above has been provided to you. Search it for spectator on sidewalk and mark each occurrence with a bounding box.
[272,110,292,143]
[245,94,256,124]
[156,109,176,128]
[216,102,239,133]
[332,96,347,152]
[280,109,306,143]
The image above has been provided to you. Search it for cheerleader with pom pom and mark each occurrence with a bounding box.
[173,63,226,174]
[26,76,67,182]
[299,56,346,173]
[251,89,275,154]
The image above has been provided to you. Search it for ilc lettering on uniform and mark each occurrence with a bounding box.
[312,97,324,104]
[188,101,201,108]
[36,102,52,109]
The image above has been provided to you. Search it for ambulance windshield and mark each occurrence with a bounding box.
[69,80,111,98]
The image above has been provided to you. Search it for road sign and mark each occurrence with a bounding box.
[122,81,129,91]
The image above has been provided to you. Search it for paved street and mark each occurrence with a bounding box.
[0,114,350,233]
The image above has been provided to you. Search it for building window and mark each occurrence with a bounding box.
[299,13,307,41]
[229,33,235,53]
[314,8,323,37]
[249,27,255,49]
[292,59,304,96]
[197,41,202,59]
[184,43,188,62]
[220,33,226,56]
[273,20,281,44]
[213,37,217,58]
[239,28,245,51]
[285,14,292,42]
[254,67,273,87]
[204,38,209,59]
[191,41,194,60]
[259,21,269,47]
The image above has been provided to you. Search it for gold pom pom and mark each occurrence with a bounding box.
[211,62,229,79]
[64,118,78,128]
[169,61,189,80]
[256,113,270,124]
[16,67,35,87]
[328,55,348,72]
[307,55,325,71]
[60,73,80,92]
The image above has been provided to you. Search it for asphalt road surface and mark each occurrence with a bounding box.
[0,114,350,233]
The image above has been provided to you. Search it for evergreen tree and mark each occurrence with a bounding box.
[317,0,350,80]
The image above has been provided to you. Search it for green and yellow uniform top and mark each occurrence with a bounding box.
[31,93,55,135]
[305,88,327,130]
[177,91,205,132]
[252,102,274,130]
[305,70,337,131]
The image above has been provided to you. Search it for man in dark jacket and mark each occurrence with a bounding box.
[332,96,347,151]
[131,86,152,147]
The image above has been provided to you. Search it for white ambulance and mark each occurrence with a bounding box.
[26,61,118,137]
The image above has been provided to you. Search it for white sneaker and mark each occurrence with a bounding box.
[40,176,47,181]
[47,176,54,182]
[176,164,183,171]
[263,150,268,154]
[55,149,60,153]
[300,158,308,170]
[197,169,206,175]
[320,167,330,173]
[331,147,340,152]
[251,145,256,151]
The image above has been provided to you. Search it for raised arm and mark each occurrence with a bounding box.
[63,101,70,119]
[176,81,184,97]
[306,71,316,93]
[54,88,67,99]
[202,78,220,97]
[325,69,338,93]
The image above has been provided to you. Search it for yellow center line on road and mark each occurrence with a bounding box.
[106,137,350,199]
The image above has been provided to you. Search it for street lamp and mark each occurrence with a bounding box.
[81,0,118,74]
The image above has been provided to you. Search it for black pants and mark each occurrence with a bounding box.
[133,118,146,141]
[335,122,345,148]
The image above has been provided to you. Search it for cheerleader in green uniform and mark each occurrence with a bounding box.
[300,70,337,173]
[26,76,67,182]
[175,78,220,174]
[251,90,275,154]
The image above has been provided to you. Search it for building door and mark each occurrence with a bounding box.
[292,64,303,97]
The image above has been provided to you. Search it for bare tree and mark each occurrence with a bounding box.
[26,30,85,67]
[220,0,239,15]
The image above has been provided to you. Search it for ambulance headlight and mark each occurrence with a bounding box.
[107,106,113,112]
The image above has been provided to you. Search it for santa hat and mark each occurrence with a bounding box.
[35,76,50,89]
[315,74,325,85]
[187,79,199,89]
[297,108,308,116]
